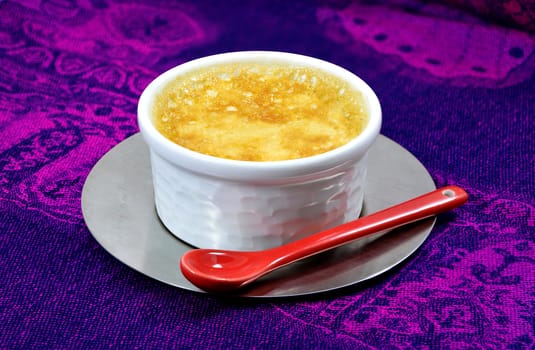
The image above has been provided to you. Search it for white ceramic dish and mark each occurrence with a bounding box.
[137,51,382,250]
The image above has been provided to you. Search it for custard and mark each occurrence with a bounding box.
[153,63,367,161]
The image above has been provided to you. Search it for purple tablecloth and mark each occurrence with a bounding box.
[1,0,534,348]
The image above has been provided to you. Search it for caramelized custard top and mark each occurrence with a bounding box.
[153,62,368,161]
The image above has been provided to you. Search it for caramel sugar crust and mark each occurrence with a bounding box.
[153,63,367,161]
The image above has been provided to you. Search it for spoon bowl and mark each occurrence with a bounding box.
[181,250,274,291]
[180,186,468,292]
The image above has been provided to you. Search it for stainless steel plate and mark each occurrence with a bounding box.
[82,133,436,297]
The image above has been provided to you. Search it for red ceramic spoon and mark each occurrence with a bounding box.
[180,186,468,292]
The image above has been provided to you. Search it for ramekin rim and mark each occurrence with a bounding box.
[137,51,382,179]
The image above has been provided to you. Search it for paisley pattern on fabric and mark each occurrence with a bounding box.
[0,1,533,349]
[317,1,535,87]
[274,184,535,348]
[0,1,212,222]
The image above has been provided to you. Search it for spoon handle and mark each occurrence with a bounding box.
[269,186,468,268]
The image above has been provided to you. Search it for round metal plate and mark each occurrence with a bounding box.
[82,133,436,297]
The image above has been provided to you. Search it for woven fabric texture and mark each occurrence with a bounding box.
[1,0,534,349]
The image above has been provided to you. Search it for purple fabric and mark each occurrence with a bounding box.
[438,0,535,32]
[1,0,534,348]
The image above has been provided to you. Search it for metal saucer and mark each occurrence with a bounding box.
[81,133,436,297]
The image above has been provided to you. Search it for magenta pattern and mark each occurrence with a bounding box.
[317,1,534,87]
[1,0,534,349]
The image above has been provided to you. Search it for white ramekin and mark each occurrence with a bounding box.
[138,51,381,251]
